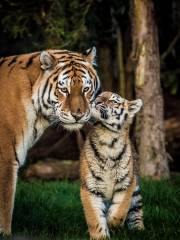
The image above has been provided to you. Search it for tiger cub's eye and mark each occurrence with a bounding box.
[96,100,102,105]
[111,100,117,104]
[84,87,89,92]
[60,87,68,93]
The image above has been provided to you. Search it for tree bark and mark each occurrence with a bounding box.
[98,43,113,90]
[117,26,125,97]
[130,0,170,178]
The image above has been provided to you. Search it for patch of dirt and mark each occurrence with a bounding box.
[22,159,79,181]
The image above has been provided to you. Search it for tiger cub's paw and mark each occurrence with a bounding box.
[107,215,125,229]
[89,225,110,240]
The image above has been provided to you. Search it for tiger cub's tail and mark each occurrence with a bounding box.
[126,184,145,230]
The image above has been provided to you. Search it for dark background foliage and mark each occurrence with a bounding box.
[0,0,180,95]
[0,0,180,171]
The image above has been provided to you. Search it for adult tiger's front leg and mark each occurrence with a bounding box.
[0,149,19,236]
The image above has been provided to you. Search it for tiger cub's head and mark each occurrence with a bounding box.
[38,47,101,130]
[92,91,142,132]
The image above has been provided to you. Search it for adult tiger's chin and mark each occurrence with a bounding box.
[58,112,91,131]
[61,122,84,131]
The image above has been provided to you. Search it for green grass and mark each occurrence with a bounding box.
[13,175,180,240]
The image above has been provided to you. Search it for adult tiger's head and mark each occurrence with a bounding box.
[33,47,101,130]
[92,91,142,132]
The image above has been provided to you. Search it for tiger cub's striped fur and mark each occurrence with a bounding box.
[80,91,144,239]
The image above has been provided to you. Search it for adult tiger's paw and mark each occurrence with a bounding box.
[0,233,12,240]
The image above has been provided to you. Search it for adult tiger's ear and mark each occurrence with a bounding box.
[128,99,143,118]
[40,51,57,70]
[85,46,97,66]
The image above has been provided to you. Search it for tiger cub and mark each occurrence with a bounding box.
[80,91,144,239]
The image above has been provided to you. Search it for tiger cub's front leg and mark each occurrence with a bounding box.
[107,177,136,228]
[80,187,110,240]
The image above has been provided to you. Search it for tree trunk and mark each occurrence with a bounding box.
[98,43,113,90]
[130,0,170,178]
[117,26,125,97]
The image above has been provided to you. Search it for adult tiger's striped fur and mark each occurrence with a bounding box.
[80,91,144,239]
[0,47,100,235]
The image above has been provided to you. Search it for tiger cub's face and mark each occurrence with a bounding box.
[92,91,142,132]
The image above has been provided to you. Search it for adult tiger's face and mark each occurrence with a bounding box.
[92,91,142,132]
[37,47,100,130]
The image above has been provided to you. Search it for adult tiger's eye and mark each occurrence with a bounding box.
[84,87,89,92]
[60,87,68,93]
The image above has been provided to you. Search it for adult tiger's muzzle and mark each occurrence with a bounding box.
[71,111,85,121]
[69,93,89,122]
[58,93,91,130]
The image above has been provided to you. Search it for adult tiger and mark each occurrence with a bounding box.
[0,47,100,236]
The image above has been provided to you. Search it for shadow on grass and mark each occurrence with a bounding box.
[12,175,180,240]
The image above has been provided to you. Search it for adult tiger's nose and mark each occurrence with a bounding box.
[72,112,85,121]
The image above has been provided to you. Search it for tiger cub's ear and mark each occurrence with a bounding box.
[40,51,57,70]
[128,99,143,117]
[85,46,97,65]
